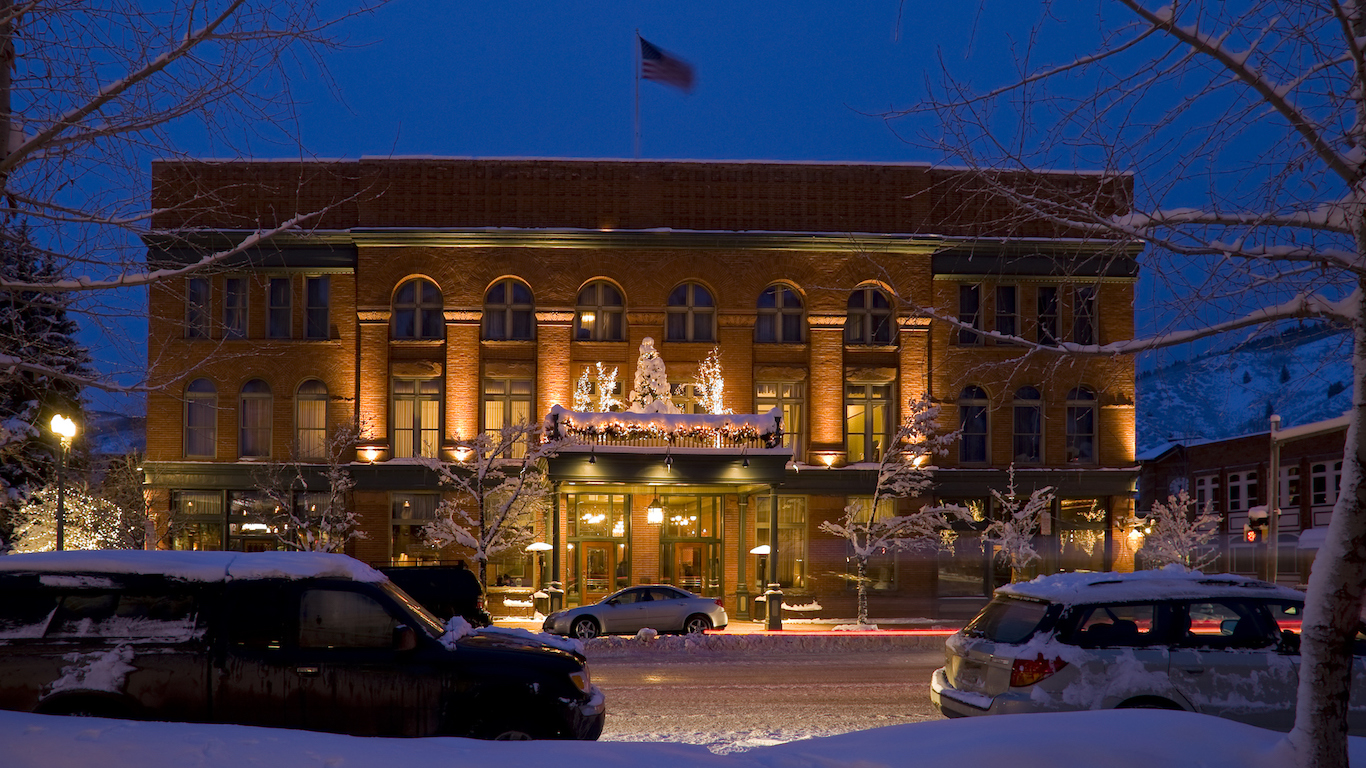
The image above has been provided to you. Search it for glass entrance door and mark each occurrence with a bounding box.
[580,542,620,603]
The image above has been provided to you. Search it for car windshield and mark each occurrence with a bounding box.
[964,597,1051,644]
[380,581,445,638]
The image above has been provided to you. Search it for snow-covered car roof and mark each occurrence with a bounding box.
[996,565,1304,605]
[0,550,385,583]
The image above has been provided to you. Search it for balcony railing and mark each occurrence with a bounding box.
[545,405,784,450]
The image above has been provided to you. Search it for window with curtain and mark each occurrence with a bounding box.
[483,378,533,456]
[756,381,803,454]
[1065,386,1096,464]
[223,277,246,339]
[184,378,217,458]
[484,278,535,340]
[846,382,892,462]
[172,490,224,551]
[845,496,898,590]
[1013,386,1043,463]
[392,278,445,340]
[1037,286,1059,345]
[845,286,895,345]
[295,380,328,459]
[305,276,330,340]
[392,378,441,458]
[575,281,625,341]
[756,284,804,343]
[391,492,440,564]
[958,386,989,464]
[238,379,272,458]
[995,285,1017,342]
[186,277,210,338]
[666,282,715,342]
[1073,285,1097,345]
[268,277,291,339]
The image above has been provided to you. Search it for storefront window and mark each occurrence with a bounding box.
[171,490,224,551]
[1057,498,1106,572]
[659,495,722,596]
[754,495,807,590]
[391,493,439,565]
[845,496,898,591]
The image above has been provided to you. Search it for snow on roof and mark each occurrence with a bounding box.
[997,565,1303,604]
[0,551,385,583]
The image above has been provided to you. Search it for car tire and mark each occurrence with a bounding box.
[683,614,712,634]
[571,617,600,640]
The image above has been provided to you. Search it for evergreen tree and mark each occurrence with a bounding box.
[0,224,92,526]
[626,337,678,414]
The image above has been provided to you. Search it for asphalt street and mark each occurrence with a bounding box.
[592,648,947,753]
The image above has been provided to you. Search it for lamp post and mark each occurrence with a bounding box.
[1268,414,1281,584]
[49,414,77,551]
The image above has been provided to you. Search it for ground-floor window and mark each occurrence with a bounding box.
[843,495,899,591]
[391,492,439,565]
[171,490,224,551]
[1057,498,1106,572]
[937,532,989,597]
[226,490,286,552]
[754,495,807,590]
[660,494,722,596]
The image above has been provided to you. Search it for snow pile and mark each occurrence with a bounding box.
[439,617,476,650]
[49,644,136,695]
[832,623,878,631]
[635,628,659,641]
[2,707,1362,767]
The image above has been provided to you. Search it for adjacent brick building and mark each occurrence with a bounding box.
[144,158,1141,619]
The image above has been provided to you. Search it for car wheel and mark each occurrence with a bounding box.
[683,614,712,634]
[571,617,600,640]
[492,729,535,741]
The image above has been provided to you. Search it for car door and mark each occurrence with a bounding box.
[645,587,691,630]
[1062,602,1179,709]
[1168,599,1298,731]
[213,580,306,730]
[291,583,445,736]
[600,589,651,634]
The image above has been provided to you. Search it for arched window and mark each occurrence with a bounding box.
[484,278,535,340]
[845,286,895,345]
[958,386,989,464]
[756,284,804,343]
[1066,387,1097,464]
[575,281,625,341]
[184,378,217,458]
[392,278,444,340]
[239,379,272,458]
[666,282,715,342]
[296,380,329,460]
[1013,386,1043,464]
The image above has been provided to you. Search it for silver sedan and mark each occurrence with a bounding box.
[543,585,728,639]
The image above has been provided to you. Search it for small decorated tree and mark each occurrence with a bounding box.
[818,393,969,626]
[694,346,729,415]
[982,466,1056,583]
[573,369,593,411]
[595,362,622,412]
[626,337,678,414]
[1138,490,1221,571]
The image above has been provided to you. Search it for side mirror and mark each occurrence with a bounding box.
[1220,619,1239,636]
[394,625,418,652]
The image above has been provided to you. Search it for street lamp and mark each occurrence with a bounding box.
[49,413,77,552]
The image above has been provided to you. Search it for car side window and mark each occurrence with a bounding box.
[650,588,682,602]
[225,583,293,650]
[43,589,199,640]
[1266,602,1302,636]
[0,590,59,639]
[1180,600,1276,650]
[1070,603,1165,647]
[299,589,399,649]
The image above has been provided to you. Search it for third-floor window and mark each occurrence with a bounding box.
[756,284,804,343]
[575,281,625,341]
[845,286,894,345]
[484,278,535,340]
[666,282,715,342]
[268,277,291,339]
[392,278,445,340]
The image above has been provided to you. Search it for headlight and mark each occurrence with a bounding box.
[569,668,590,692]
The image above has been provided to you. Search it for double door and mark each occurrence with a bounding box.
[577,541,627,603]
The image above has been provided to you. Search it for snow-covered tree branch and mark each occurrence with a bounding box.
[981,466,1055,584]
[250,422,364,553]
[1137,490,1221,571]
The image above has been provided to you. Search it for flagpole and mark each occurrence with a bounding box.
[633,30,641,159]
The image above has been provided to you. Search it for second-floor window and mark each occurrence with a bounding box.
[295,380,328,460]
[666,282,715,342]
[1038,286,1059,345]
[1065,387,1096,464]
[1195,474,1221,513]
[1227,471,1258,513]
[224,277,247,339]
[484,378,533,457]
[305,276,330,340]
[239,379,272,458]
[268,277,291,339]
[575,281,624,341]
[995,285,1017,341]
[1012,386,1043,464]
[484,278,535,340]
[845,286,894,345]
[756,284,804,343]
[393,278,445,340]
[184,378,217,458]
[756,381,803,454]
[1073,285,1097,345]
[186,277,210,338]
[846,382,892,462]
[958,386,989,464]
[958,284,982,345]
[393,377,441,458]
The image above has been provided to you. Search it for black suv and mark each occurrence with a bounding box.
[0,550,604,740]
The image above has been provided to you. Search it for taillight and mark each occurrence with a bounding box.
[1009,654,1068,687]
[714,598,724,607]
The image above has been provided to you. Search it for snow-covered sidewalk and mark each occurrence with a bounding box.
[4,708,1361,768]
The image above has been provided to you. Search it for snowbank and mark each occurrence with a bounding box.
[2,708,1362,768]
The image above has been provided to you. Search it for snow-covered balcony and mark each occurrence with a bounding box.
[546,405,785,450]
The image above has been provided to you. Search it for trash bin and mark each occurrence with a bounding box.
[533,590,551,617]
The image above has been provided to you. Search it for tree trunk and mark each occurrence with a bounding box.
[857,558,869,625]
[1289,275,1366,768]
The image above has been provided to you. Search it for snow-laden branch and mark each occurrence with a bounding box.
[1118,0,1359,183]
[0,352,152,394]
[1115,201,1361,235]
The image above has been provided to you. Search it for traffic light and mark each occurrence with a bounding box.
[1243,520,1266,544]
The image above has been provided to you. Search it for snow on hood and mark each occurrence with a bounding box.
[997,564,1304,605]
[0,550,385,583]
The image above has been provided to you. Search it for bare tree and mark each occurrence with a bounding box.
[981,466,1056,584]
[0,1,386,463]
[819,393,970,625]
[899,1,1366,762]
[1138,490,1221,571]
[251,422,364,553]
[422,422,568,589]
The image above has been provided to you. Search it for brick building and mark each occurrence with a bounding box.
[1139,414,1348,588]
[144,158,1141,619]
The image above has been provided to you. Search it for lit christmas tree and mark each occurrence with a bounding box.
[626,337,678,414]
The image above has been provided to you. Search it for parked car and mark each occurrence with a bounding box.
[931,567,1366,733]
[0,550,604,740]
[379,565,491,627]
[543,585,727,639]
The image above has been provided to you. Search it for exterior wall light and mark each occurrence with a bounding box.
[646,492,664,524]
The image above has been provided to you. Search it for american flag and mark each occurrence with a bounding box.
[640,37,695,93]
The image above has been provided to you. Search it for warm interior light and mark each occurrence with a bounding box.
[580,311,596,325]
[646,493,664,524]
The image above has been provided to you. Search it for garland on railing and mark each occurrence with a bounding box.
[559,416,767,443]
